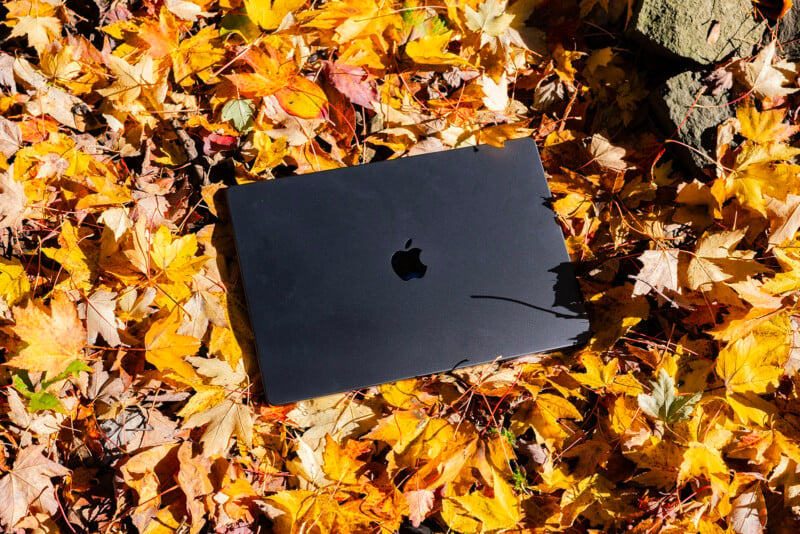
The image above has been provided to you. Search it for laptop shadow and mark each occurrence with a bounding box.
[468,261,592,347]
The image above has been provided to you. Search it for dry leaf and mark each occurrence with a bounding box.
[0,445,70,529]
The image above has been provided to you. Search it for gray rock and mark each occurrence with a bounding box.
[630,0,764,64]
[649,71,733,175]
[777,5,800,60]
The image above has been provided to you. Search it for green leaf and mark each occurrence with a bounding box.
[12,372,33,396]
[11,360,89,413]
[637,369,701,424]
[220,13,261,42]
[26,391,64,412]
[221,99,255,133]
[42,359,92,388]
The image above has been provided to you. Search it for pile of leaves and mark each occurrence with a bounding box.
[1,0,800,531]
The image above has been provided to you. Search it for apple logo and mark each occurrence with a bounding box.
[391,239,427,281]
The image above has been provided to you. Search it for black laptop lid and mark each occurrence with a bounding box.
[226,138,589,404]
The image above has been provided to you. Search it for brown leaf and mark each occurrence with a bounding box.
[738,41,799,100]
[632,249,680,297]
[86,290,120,347]
[767,194,800,248]
[0,445,70,529]
[176,442,213,534]
[730,483,767,534]
[0,171,27,230]
[405,489,435,528]
[184,397,253,457]
[588,134,628,172]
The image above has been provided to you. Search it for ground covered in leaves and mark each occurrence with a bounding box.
[2,0,800,532]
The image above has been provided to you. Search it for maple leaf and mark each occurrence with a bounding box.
[737,99,798,145]
[716,335,784,395]
[405,489,435,528]
[729,483,767,534]
[86,290,120,347]
[8,15,61,53]
[321,434,370,485]
[465,0,515,36]
[632,248,680,297]
[678,441,729,496]
[184,396,253,457]
[637,369,701,424]
[686,230,763,291]
[42,220,94,291]
[176,442,214,533]
[480,72,509,112]
[146,226,208,283]
[245,0,304,30]
[267,489,354,532]
[7,292,87,377]
[738,41,799,100]
[97,54,167,109]
[145,309,202,381]
[767,195,800,248]
[405,31,472,66]
[119,443,179,531]
[588,134,628,172]
[323,61,378,109]
[0,445,70,529]
[510,393,583,447]
[0,257,30,308]
[444,470,521,532]
[0,171,27,230]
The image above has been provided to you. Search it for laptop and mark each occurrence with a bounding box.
[226,138,590,405]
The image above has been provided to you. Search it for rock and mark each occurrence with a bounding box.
[649,71,733,175]
[630,0,764,64]
[777,5,800,60]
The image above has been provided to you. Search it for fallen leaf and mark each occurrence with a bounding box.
[405,489,435,528]
[637,369,701,424]
[86,290,120,347]
[729,483,767,534]
[7,292,87,377]
[184,396,253,457]
[589,134,627,172]
[0,445,70,529]
[632,248,680,297]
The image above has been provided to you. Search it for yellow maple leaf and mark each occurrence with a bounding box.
[678,441,729,496]
[685,230,763,291]
[0,257,30,307]
[716,334,783,395]
[300,0,400,44]
[244,0,305,30]
[42,221,94,290]
[364,409,431,455]
[97,54,167,109]
[6,292,86,376]
[405,31,472,66]
[737,99,798,145]
[443,469,521,533]
[172,27,226,86]
[510,393,582,448]
[6,0,62,53]
[267,489,361,532]
[573,351,618,390]
[145,309,202,382]
[149,226,208,283]
[723,100,800,215]
[321,435,371,486]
